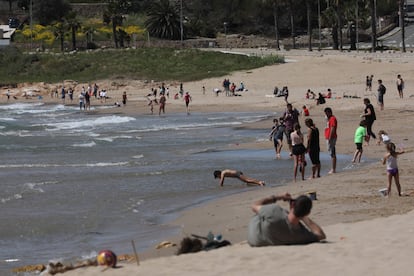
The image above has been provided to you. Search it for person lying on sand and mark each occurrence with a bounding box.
[248,193,326,246]
[213,169,265,187]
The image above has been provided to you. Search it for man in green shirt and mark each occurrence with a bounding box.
[248,193,326,246]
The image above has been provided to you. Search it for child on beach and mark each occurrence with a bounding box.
[352,120,367,163]
[377,130,391,145]
[269,118,285,159]
[382,143,404,197]
[302,105,310,116]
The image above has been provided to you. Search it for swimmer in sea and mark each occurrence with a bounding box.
[213,169,265,187]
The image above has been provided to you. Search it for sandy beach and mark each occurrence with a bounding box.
[5,49,414,275]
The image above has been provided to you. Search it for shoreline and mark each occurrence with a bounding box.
[6,51,414,274]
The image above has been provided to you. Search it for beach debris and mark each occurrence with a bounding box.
[379,188,388,197]
[305,191,317,200]
[131,240,140,266]
[155,241,177,249]
[12,264,46,273]
[177,231,231,255]
[97,250,117,268]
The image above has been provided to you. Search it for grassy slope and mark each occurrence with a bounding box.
[0,47,283,85]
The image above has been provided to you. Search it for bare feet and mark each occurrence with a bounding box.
[259,181,266,186]
[328,170,335,174]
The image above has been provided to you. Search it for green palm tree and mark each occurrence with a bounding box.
[145,0,182,40]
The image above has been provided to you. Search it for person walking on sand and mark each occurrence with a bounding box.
[324,107,337,174]
[184,92,192,115]
[396,74,404,99]
[159,93,166,116]
[352,120,367,163]
[305,118,321,178]
[377,79,386,111]
[361,98,376,144]
[382,143,404,197]
[213,169,265,187]
[247,193,326,246]
[291,123,306,181]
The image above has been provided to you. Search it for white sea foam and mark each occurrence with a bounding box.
[96,135,133,142]
[0,117,15,122]
[83,162,129,167]
[41,115,136,131]
[0,102,44,111]
[72,141,96,148]
[132,154,144,159]
[4,258,20,263]
[133,121,241,133]
[1,194,23,204]
[0,130,33,137]
[0,162,128,168]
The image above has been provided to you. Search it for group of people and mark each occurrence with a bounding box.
[213,93,405,249]
[368,74,404,111]
[222,78,246,96]
[147,85,193,116]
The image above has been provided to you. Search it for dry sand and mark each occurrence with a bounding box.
[5,49,414,275]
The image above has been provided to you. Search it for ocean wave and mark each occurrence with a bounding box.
[83,162,129,167]
[0,162,129,169]
[39,115,136,131]
[1,193,22,204]
[133,121,241,133]
[95,135,134,142]
[0,130,33,137]
[72,141,96,148]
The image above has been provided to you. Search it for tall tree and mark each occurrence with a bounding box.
[65,11,80,51]
[145,0,182,40]
[34,0,71,25]
[52,21,66,52]
[104,0,131,48]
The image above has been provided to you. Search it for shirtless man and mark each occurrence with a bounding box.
[213,169,265,187]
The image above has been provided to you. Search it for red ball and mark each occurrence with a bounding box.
[97,250,117,268]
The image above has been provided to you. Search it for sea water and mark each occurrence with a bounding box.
[0,102,348,272]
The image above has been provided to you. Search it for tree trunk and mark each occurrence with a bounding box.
[272,1,280,50]
[306,0,312,51]
[71,27,76,51]
[288,0,295,49]
[112,19,118,48]
[399,0,406,52]
[370,0,376,52]
[60,32,64,52]
[337,1,343,51]
[332,25,338,50]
